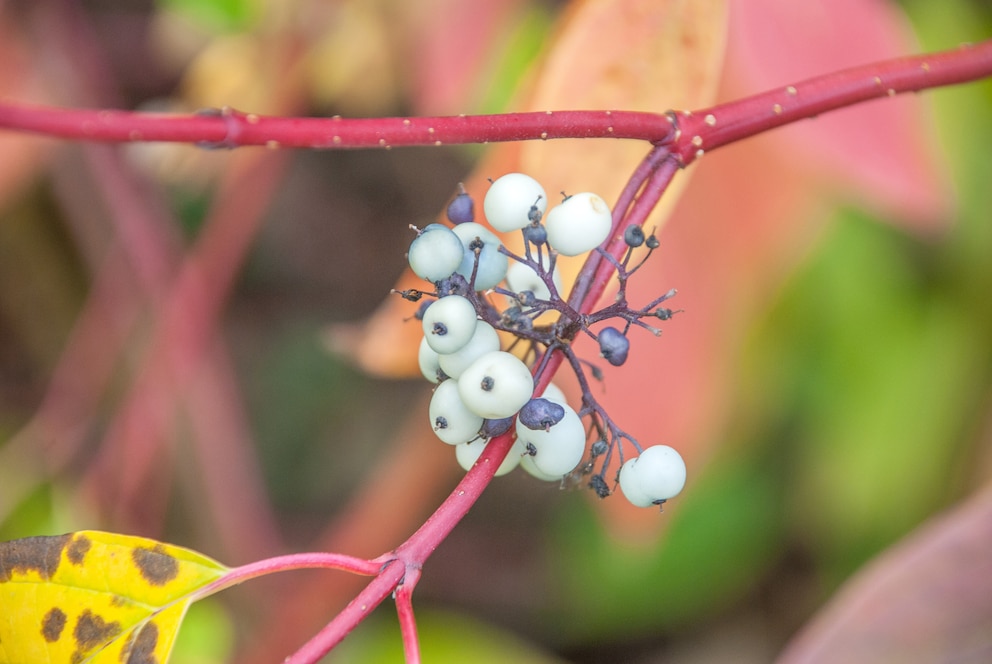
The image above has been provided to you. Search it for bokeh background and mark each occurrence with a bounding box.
[1,0,991,662]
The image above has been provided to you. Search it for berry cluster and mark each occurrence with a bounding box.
[400,173,686,508]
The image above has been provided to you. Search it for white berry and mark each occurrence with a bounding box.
[619,445,687,507]
[418,336,445,383]
[438,321,501,379]
[515,402,585,476]
[421,295,478,354]
[455,437,526,476]
[539,381,568,405]
[544,192,613,256]
[520,453,563,482]
[505,253,564,301]
[451,222,509,291]
[457,351,534,419]
[484,173,547,232]
[429,378,483,445]
[408,224,464,282]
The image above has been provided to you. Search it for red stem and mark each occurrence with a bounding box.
[0,105,674,148]
[0,41,988,158]
[395,569,423,664]
[673,40,992,166]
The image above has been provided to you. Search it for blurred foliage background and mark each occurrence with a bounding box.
[1,0,991,662]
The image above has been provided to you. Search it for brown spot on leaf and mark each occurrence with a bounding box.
[73,609,121,651]
[41,606,67,642]
[66,534,92,565]
[121,622,159,664]
[0,533,71,582]
[131,545,178,586]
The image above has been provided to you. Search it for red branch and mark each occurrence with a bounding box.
[673,40,992,165]
[0,105,674,148]
[0,41,989,160]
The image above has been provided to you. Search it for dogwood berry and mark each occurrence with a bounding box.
[408,224,464,282]
[484,173,547,232]
[518,397,565,431]
[597,327,629,366]
[446,185,474,225]
[458,351,534,419]
[422,295,478,354]
[418,336,446,384]
[429,378,484,445]
[520,453,563,482]
[618,445,686,507]
[544,192,612,256]
[455,437,526,476]
[505,254,563,301]
[451,222,508,291]
[438,320,500,379]
[515,402,585,476]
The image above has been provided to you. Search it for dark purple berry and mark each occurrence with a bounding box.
[481,417,514,438]
[523,223,547,246]
[655,308,673,320]
[589,474,610,498]
[518,398,565,431]
[436,272,470,296]
[446,185,474,224]
[590,439,608,457]
[413,300,431,320]
[624,225,645,247]
[518,290,537,306]
[646,234,660,249]
[597,327,629,366]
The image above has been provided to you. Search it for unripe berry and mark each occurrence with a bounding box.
[446,185,474,224]
[522,223,547,246]
[544,192,612,256]
[481,416,515,438]
[484,173,547,232]
[597,327,629,366]
[624,224,645,247]
[429,378,484,445]
[457,351,534,419]
[421,295,478,354]
[518,398,565,431]
[408,224,464,282]
[451,222,508,291]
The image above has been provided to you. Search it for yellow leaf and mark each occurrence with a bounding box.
[0,531,228,664]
